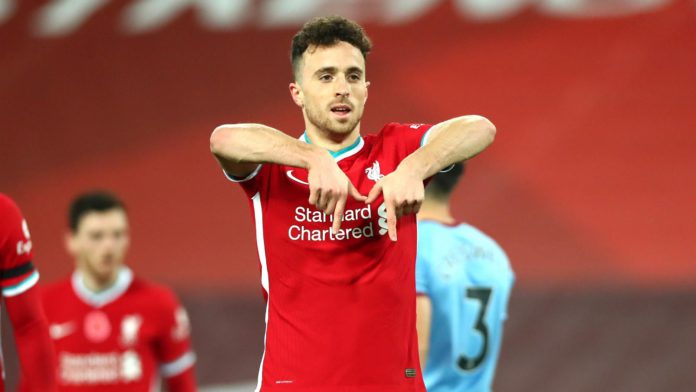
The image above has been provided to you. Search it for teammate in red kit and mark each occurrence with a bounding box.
[210,16,496,392]
[41,191,197,392]
[0,193,57,392]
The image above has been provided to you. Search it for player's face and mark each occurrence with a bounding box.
[67,209,130,283]
[290,41,369,136]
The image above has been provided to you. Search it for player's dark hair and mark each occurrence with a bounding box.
[425,162,466,200]
[290,16,372,79]
[69,191,126,232]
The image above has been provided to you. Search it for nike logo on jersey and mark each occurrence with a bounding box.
[286,170,309,185]
[50,321,76,340]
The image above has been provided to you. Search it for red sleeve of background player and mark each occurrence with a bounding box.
[7,286,58,392]
[0,195,57,391]
[0,195,39,297]
[154,288,198,392]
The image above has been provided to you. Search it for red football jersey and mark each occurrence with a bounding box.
[226,123,434,391]
[41,268,196,392]
[0,194,42,391]
[0,194,39,297]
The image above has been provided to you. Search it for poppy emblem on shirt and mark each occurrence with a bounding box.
[84,310,111,343]
[365,161,384,182]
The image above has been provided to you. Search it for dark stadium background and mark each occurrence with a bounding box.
[1,1,695,390]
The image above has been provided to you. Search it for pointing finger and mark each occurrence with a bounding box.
[349,183,367,202]
[332,196,347,233]
[365,183,383,204]
[386,199,397,241]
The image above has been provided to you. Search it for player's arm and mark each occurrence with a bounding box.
[162,364,197,392]
[210,124,365,230]
[5,285,58,392]
[366,116,495,240]
[153,291,199,392]
[416,294,433,370]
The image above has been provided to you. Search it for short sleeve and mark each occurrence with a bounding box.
[0,196,39,297]
[154,289,196,378]
[415,252,430,295]
[381,123,434,158]
[223,163,270,198]
[415,226,431,295]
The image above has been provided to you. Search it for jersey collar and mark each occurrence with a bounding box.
[300,131,364,162]
[71,266,134,308]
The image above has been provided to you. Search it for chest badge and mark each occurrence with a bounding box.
[365,161,385,182]
[120,314,143,346]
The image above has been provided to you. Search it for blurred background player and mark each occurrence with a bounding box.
[0,193,57,392]
[41,191,197,391]
[415,163,514,392]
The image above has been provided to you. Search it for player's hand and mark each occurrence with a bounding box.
[365,166,424,241]
[307,151,366,233]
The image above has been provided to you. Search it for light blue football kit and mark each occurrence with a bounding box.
[416,220,514,392]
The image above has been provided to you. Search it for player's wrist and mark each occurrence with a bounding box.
[304,144,333,170]
[397,154,430,180]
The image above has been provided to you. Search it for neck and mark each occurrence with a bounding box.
[304,124,361,153]
[418,197,455,225]
[80,267,120,293]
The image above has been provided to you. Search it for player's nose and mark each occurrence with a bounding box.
[334,77,350,97]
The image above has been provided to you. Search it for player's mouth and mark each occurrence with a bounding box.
[330,104,352,119]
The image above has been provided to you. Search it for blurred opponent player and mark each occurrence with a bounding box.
[0,193,57,391]
[415,163,514,392]
[210,16,496,391]
[41,191,197,391]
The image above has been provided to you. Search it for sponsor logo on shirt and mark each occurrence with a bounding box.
[59,350,142,384]
[288,203,389,242]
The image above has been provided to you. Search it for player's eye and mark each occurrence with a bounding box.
[319,74,332,82]
[348,73,361,81]
[89,232,103,241]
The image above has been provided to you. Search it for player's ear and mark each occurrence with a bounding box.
[365,80,370,103]
[64,231,77,256]
[289,82,304,108]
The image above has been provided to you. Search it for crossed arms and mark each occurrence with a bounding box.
[209,115,495,240]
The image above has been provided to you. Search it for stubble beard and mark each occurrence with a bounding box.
[305,103,362,136]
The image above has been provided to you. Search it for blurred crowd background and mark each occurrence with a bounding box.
[1,0,695,390]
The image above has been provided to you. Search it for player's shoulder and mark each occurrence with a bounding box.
[40,278,73,301]
[458,223,513,272]
[416,219,448,241]
[128,276,181,307]
[459,223,504,253]
[0,193,21,220]
[369,122,428,138]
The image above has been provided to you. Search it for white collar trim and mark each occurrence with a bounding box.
[300,132,364,162]
[72,267,134,308]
